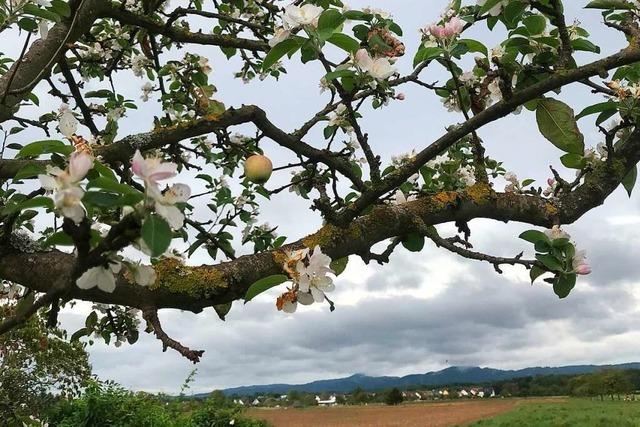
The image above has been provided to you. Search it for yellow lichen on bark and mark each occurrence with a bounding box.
[151,258,227,297]
[465,183,494,204]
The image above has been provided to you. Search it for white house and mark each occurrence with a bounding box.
[315,395,337,406]
[233,399,245,406]
[251,398,260,406]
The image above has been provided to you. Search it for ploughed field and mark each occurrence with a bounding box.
[246,398,562,427]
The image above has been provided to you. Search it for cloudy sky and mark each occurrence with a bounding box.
[6,1,640,394]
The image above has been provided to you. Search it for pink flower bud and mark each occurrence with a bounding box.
[547,178,555,187]
[396,93,406,101]
[445,17,465,38]
[575,263,592,275]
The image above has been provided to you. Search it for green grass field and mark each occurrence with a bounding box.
[468,398,640,427]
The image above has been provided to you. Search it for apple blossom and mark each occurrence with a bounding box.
[77,262,122,293]
[504,171,520,193]
[54,187,86,224]
[572,250,591,275]
[393,190,416,205]
[269,27,291,47]
[130,262,157,287]
[283,4,323,29]
[427,17,464,40]
[276,289,299,313]
[543,178,557,197]
[545,225,570,241]
[38,151,93,224]
[153,183,191,229]
[296,246,335,303]
[131,150,178,189]
[354,49,396,80]
[58,104,78,138]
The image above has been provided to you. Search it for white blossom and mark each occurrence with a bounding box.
[354,49,396,80]
[77,262,122,293]
[283,4,323,29]
[545,225,570,240]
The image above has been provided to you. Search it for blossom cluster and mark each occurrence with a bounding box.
[544,226,591,275]
[277,246,335,313]
[131,150,191,230]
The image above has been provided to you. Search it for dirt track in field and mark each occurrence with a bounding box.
[247,398,563,427]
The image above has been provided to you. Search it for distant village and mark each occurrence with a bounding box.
[230,386,498,408]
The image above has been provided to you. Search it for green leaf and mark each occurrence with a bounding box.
[585,0,633,9]
[621,165,637,197]
[459,39,488,56]
[560,153,587,169]
[330,257,349,276]
[12,163,46,181]
[87,177,142,195]
[18,17,38,32]
[553,273,576,299]
[262,37,305,71]
[536,98,585,155]
[324,69,356,81]
[327,33,360,53]
[551,237,571,248]
[536,253,564,272]
[85,89,113,98]
[402,233,425,252]
[17,140,72,158]
[213,303,232,321]
[70,328,89,342]
[519,230,549,244]
[479,0,504,14]
[51,0,71,17]
[413,46,443,68]
[83,191,143,208]
[317,9,345,40]
[22,3,60,21]
[92,161,118,181]
[523,15,546,35]
[244,274,289,303]
[85,311,98,328]
[43,231,74,247]
[576,101,617,120]
[142,214,172,257]
[344,10,369,20]
[571,38,600,54]
[530,265,546,283]
[3,196,54,216]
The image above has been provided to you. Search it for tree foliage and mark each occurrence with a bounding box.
[0,0,639,362]
[0,295,91,425]
[384,387,404,406]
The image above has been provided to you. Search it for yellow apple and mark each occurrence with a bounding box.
[244,154,273,184]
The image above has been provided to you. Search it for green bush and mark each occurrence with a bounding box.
[47,381,174,427]
[45,381,268,427]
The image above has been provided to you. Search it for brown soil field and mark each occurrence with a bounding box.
[246,398,565,427]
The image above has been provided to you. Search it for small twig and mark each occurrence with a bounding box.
[58,60,100,135]
[142,308,204,363]
[421,224,538,274]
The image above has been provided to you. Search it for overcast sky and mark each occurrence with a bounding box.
[5,1,640,394]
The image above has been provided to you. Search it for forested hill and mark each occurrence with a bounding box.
[218,363,640,396]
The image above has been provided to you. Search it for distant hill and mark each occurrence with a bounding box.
[216,362,640,396]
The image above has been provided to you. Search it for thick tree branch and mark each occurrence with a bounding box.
[337,44,640,223]
[103,7,269,52]
[0,105,365,189]
[0,0,109,123]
